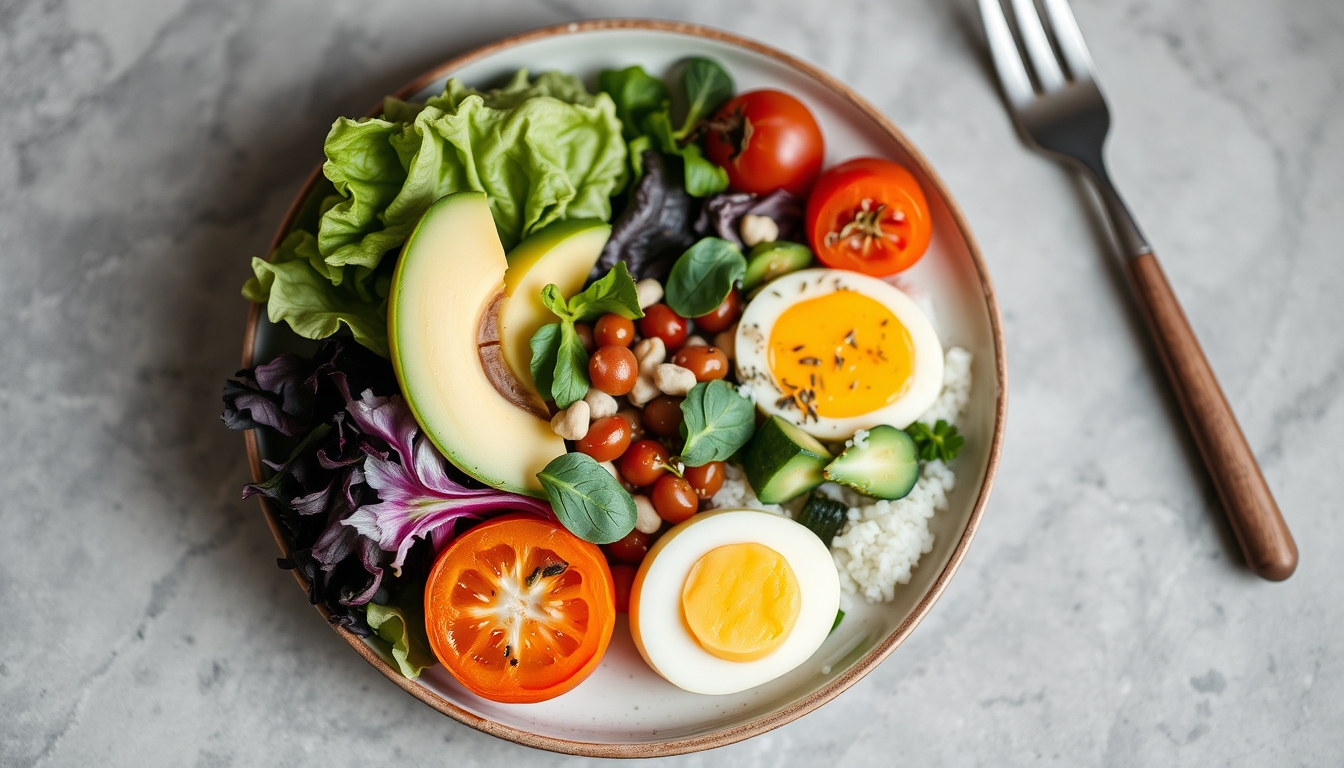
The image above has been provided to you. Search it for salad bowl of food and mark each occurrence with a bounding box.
[225,19,1005,757]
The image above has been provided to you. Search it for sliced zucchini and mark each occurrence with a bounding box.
[823,425,920,500]
[743,241,813,293]
[796,493,848,545]
[744,416,833,504]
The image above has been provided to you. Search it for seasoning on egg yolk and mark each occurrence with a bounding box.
[767,290,916,419]
[680,543,801,662]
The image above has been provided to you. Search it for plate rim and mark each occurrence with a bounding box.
[240,17,1008,758]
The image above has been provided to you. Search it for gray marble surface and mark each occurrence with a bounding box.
[2,0,1341,765]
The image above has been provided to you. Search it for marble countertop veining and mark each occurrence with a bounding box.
[2,0,1341,765]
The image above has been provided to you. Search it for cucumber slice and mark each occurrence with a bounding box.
[823,425,920,500]
[742,242,813,293]
[744,416,833,504]
[796,493,848,545]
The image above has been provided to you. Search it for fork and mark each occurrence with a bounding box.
[977,0,1297,580]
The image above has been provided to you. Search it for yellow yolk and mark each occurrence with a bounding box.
[767,290,916,419]
[680,543,801,662]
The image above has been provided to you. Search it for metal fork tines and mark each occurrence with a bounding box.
[975,0,1298,580]
[977,0,1149,259]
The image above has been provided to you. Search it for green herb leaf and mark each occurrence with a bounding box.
[366,587,436,679]
[537,453,638,544]
[552,322,591,409]
[598,66,671,140]
[568,261,644,322]
[528,323,562,399]
[904,420,965,462]
[679,380,756,466]
[664,238,747,318]
[540,283,571,320]
[679,57,734,134]
[680,143,731,197]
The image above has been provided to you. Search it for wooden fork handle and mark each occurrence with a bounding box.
[1127,252,1297,580]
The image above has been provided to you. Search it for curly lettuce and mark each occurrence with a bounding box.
[244,70,628,356]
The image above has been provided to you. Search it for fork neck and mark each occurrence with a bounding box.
[1072,153,1152,260]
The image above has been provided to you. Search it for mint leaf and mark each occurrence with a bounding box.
[538,453,637,544]
[679,380,756,466]
[552,322,591,409]
[664,238,747,318]
[568,261,644,322]
[528,323,562,399]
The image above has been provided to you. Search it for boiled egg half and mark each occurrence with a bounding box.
[735,269,943,439]
[629,510,840,695]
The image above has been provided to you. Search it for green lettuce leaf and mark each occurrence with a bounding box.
[365,591,436,679]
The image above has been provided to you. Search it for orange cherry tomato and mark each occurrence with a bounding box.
[671,345,730,382]
[424,515,616,704]
[594,314,635,348]
[642,395,685,437]
[576,415,632,463]
[617,440,669,487]
[589,345,638,396]
[652,474,699,524]
[805,157,933,276]
[683,460,726,499]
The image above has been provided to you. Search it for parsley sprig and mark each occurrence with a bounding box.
[904,419,965,462]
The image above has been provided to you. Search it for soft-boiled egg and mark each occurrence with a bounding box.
[629,510,840,695]
[735,269,943,439]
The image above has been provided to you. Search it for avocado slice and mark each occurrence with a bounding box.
[823,425,920,500]
[743,241,813,293]
[389,191,568,497]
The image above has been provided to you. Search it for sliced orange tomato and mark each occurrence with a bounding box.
[805,157,933,276]
[423,514,616,703]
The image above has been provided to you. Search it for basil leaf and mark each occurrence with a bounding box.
[538,453,638,544]
[679,380,756,466]
[551,321,590,409]
[679,57,734,133]
[540,283,571,320]
[528,323,562,400]
[680,143,730,197]
[664,238,747,318]
[568,261,644,322]
[598,66,671,140]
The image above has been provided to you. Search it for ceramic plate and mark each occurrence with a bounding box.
[243,18,1006,758]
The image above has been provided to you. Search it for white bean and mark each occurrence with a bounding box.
[740,214,779,248]
[627,375,661,407]
[636,278,664,310]
[583,388,619,420]
[633,494,661,534]
[654,363,697,396]
[633,336,666,376]
[682,335,708,348]
[549,400,590,441]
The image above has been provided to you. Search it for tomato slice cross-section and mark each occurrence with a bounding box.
[424,514,616,703]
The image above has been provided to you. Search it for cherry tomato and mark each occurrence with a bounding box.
[805,157,933,277]
[610,564,636,613]
[671,345,729,382]
[574,322,596,354]
[424,515,616,703]
[576,415,632,463]
[704,90,824,197]
[589,345,637,396]
[639,304,689,351]
[683,461,726,500]
[594,314,635,348]
[617,440,669,487]
[643,395,685,437]
[616,408,647,441]
[603,527,653,565]
[652,475,698,524]
[693,289,741,334]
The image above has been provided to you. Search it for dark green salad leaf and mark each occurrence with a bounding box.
[530,264,642,408]
[679,380,757,466]
[664,237,747,318]
[905,419,966,462]
[598,66,671,139]
[680,57,734,130]
[537,453,638,544]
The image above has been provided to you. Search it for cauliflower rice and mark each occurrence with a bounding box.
[709,346,974,605]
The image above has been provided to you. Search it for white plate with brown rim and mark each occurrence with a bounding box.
[242,18,1006,759]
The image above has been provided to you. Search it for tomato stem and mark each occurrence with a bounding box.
[705,105,753,162]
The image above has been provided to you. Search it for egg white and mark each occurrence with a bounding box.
[629,510,840,696]
[735,269,944,439]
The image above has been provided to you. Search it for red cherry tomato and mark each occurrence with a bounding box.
[652,475,698,524]
[642,395,685,437]
[594,314,635,348]
[671,345,729,382]
[610,564,636,613]
[683,461,726,500]
[576,415,632,463]
[704,90,824,197]
[574,322,596,354]
[639,304,689,351]
[617,440,669,487]
[693,289,741,334]
[603,528,653,565]
[589,345,638,396]
[805,157,933,276]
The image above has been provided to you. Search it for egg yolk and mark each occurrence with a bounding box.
[767,290,916,419]
[680,543,801,662]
